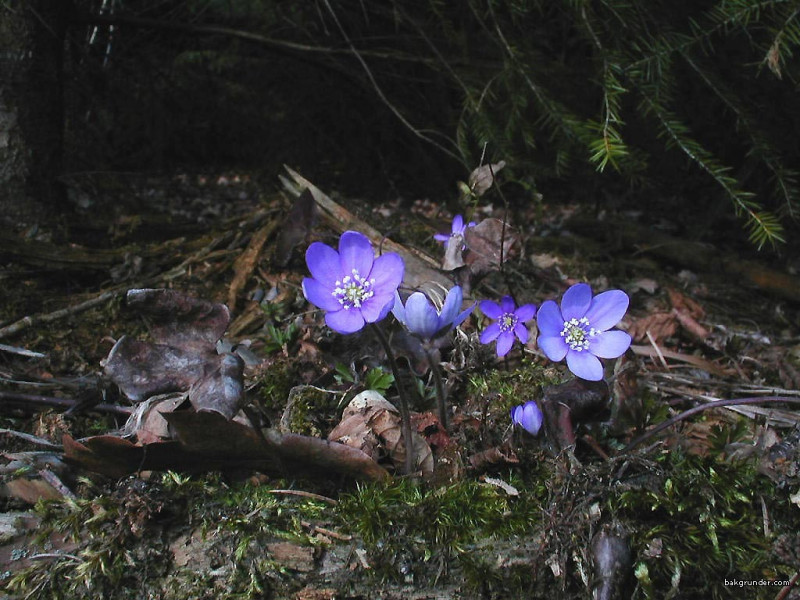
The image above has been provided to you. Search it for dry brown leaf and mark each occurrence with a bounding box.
[626,312,678,344]
[328,391,433,475]
[467,160,506,197]
[666,288,705,319]
[463,218,519,279]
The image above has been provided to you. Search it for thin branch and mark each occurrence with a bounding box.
[622,396,800,453]
[320,0,463,164]
[0,390,133,417]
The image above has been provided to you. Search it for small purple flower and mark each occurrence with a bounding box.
[479,296,537,357]
[511,401,543,436]
[536,283,631,381]
[434,214,476,249]
[392,285,474,341]
[302,231,404,334]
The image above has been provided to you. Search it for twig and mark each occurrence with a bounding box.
[0,390,133,417]
[0,343,46,358]
[645,330,669,370]
[0,428,63,449]
[301,520,352,540]
[267,489,338,505]
[39,469,77,500]
[775,571,800,600]
[622,397,800,453]
[0,230,230,340]
[320,0,463,164]
[0,290,121,339]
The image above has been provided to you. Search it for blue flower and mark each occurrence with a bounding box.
[434,214,476,249]
[392,285,474,341]
[536,283,631,381]
[511,401,543,436]
[302,231,404,334]
[479,296,537,357]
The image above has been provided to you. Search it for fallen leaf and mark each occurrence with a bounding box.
[63,412,389,481]
[103,337,211,403]
[467,160,506,197]
[125,288,230,351]
[188,352,244,418]
[463,219,519,279]
[328,391,433,476]
[626,312,678,344]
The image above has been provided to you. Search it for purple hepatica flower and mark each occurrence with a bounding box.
[302,231,404,334]
[392,285,474,341]
[479,296,537,357]
[511,401,543,436]
[434,214,476,249]
[536,283,631,381]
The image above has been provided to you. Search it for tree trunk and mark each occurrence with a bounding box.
[0,1,69,229]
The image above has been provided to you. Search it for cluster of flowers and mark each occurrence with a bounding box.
[302,219,631,438]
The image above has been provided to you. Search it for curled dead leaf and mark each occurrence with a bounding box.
[463,219,519,279]
[467,160,506,197]
[328,391,433,476]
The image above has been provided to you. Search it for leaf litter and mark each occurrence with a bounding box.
[1,167,800,598]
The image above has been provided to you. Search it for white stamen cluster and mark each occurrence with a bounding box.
[332,268,375,310]
[499,312,518,332]
[560,316,598,351]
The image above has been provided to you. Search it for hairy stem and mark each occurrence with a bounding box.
[370,323,415,475]
[426,349,448,430]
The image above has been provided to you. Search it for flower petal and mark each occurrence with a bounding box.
[452,214,464,233]
[514,323,529,344]
[302,277,341,311]
[500,295,517,314]
[325,309,365,334]
[521,402,542,435]
[361,292,396,323]
[439,286,463,328]
[566,350,604,381]
[434,233,449,242]
[510,405,522,426]
[537,335,568,361]
[405,292,440,339]
[453,303,475,328]
[584,290,629,331]
[514,303,537,322]
[305,242,341,288]
[495,331,515,357]
[369,252,404,293]
[391,290,406,324]
[536,300,564,337]
[561,283,592,321]
[589,330,631,359]
[479,300,503,319]
[338,231,374,276]
[480,322,501,343]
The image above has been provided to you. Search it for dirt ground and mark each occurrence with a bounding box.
[1,168,799,599]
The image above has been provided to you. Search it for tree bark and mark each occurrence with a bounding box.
[0,1,69,229]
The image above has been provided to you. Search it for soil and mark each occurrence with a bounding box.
[1,169,799,599]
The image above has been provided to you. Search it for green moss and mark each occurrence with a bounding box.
[336,476,546,584]
[4,473,330,599]
[605,449,798,599]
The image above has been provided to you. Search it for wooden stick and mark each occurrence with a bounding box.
[0,390,133,417]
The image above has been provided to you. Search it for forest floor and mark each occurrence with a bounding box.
[1,168,800,599]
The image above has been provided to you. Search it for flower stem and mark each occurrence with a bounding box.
[425,349,448,430]
[369,323,415,475]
